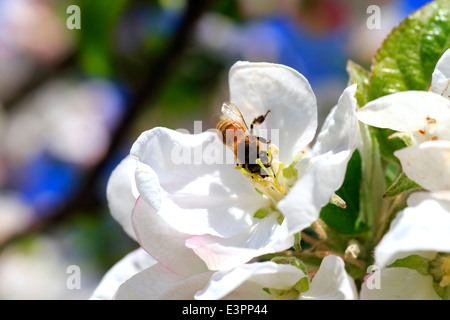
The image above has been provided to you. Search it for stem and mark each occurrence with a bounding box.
[373,193,406,244]
[300,232,330,252]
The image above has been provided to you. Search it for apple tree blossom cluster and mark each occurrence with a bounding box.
[91,1,450,300]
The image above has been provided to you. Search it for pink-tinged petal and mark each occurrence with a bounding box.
[185,214,293,270]
[106,155,139,241]
[228,61,317,164]
[360,268,440,300]
[431,48,450,97]
[375,197,450,268]
[132,197,208,277]
[130,127,269,237]
[90,248,157,300]
[195,261,306,300]
[277,85,358,235]
[301,255,358,300]
[114,263,213,300]
[395,141,450,191]
[357,91,450,142]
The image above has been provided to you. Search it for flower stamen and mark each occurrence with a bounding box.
[430,253,450,288]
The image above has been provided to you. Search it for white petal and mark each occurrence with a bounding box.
[114,263,213,300]
[106,155,139,240]
[277,86,359,234]
[312,84,359,156]
[228,61,317,164]
[195,261,306,300]
[431,48,450,97]
[278,150,353,234]
[357,91,450,141]
[130,127,269,237]
[407,191,450,209]
[375,197,450,268]
[90,248,157,300]
[132,197,208,277]
[395,140,450,191]
[301,255,358,300]
[360,268,440,300]
[185,214,293,270]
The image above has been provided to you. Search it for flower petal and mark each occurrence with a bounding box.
[312,84,359,156]
[228,61,317,164]
[106,155,139,240]
[185,214,293,270]
[375,195,450,268]
[407,190,450,209]
[194,261,306,300]
[132,196,208,277]
[360,268,440,300]
[90,248,157,300]
[277,151,352,234]
[431,48,450,97]
[114,263,213,300]
[357,91,450,142]
[301,255,358,300]
[277,85,359,234]
[130,127,269,237]
[394,140,450,191]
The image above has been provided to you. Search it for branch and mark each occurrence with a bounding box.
[0,0,213,249]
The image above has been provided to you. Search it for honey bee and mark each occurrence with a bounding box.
[216,102,271,176]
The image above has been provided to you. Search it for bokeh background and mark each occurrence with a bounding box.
[0,0,430,299]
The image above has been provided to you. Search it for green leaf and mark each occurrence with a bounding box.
[77,0,129,77]
[432,282,449,300]
[293,277,310,293]
[271,256,308,274]
[384,171,424,198]
[346,60,370,108]
[387,254,430,276]
[366,0,450,164]
[293,233,302,252]
[357,123,386,227]
[368,0,450,100]
[320,150,369,235]
[253,207,273,219]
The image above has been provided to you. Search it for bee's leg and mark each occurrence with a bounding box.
[250,110,271,134]
[256,136,272,145]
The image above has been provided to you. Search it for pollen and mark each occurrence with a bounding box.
[240,143,289,205]
[439,256,450,287]
[418,129,426,135]
[426,116,436,124]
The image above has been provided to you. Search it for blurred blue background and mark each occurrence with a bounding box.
[0,0,430,299]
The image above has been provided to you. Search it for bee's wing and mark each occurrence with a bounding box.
[221,101,250,132]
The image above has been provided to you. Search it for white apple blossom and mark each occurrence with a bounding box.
[109,254,357,300]
[360,191,450,300]
[195,255,358,300]
[90,248,159,300]
[357,48,450,191]
[110,61,359,273]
